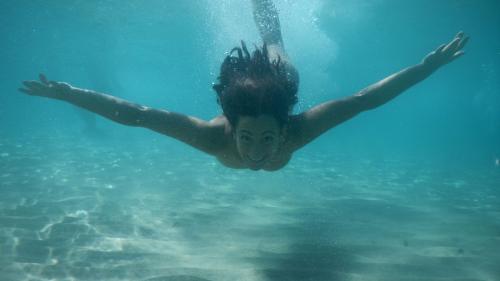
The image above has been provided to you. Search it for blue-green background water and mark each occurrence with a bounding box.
[1,1,499,280]
[2,0,500,162]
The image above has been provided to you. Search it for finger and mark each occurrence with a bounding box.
[436,44,446,53]
[457,36,469,50]
[456,31,464,39]
[18,88,33,95]
[22,80,40,88]
[39,73,49,85]
[22,81,47,92]
[452,50,465,59]
[23,80,44,88]
[444,37,461,53]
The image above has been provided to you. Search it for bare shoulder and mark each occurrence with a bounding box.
[209,115,246,168]
[207,115,231,136]
[283,97,364,152]
[203,115,233,154]
[208,114,229,126]
[282,114,308,152]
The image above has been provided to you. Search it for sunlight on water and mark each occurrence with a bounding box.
[1,135,499,280]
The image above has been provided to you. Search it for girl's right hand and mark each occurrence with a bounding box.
[19,73,73,99]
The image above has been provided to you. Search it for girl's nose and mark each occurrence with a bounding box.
[249,147,266,160]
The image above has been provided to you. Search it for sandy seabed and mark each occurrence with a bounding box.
[1,136,499,281]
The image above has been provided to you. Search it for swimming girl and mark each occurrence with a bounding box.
[19,0,469,171]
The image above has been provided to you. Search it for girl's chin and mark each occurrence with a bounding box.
[246,158,267,169]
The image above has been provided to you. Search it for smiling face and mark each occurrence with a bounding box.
[234,114,285,170]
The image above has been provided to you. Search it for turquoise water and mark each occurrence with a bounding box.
[1,1,499,280]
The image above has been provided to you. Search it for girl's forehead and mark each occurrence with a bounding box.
[237,115,280,132]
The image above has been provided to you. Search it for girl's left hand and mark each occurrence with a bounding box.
[423,31,469,70]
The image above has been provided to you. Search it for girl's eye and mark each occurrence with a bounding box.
[264,136,274,143]
[240,135,251,142]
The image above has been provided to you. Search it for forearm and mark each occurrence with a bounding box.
[355,62,436,111]
[57,87,207,139]
[58,87,149,127]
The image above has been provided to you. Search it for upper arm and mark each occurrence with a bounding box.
[288,95,365,151]
[140,108,226,155]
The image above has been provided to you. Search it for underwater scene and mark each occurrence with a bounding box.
[1,1,499,280]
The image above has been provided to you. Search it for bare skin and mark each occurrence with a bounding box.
[19,1,469,171]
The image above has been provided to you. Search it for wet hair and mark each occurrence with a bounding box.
[213,41,298,128]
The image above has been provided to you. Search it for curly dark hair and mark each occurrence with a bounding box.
[213,41,298,128]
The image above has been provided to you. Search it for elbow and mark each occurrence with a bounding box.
[353,88,389,112]
[130,106,151,126]
[351,93,372,112]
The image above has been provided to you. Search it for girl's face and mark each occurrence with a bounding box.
[234,114,284,170]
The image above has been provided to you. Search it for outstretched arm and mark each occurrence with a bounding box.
[289,32,469,151]
[19,75,225,155]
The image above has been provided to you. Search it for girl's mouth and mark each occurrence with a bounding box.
[248,155,266,163]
